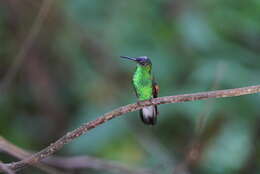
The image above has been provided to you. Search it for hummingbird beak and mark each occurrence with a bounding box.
[120,56,137,61]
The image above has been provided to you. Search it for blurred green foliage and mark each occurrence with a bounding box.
[1,0,260,173]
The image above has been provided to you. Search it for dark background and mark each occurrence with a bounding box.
[1,0,260,173]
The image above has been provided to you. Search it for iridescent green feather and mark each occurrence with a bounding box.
[132,64,153,101]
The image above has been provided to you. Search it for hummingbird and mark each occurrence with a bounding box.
[120,56,159,125]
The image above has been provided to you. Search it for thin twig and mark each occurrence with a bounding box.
[0,137,66,174]
[173,62,226,174]
[0,136,153,174]
[0,162,15,174]
[3,84,260,172]
[0,0,53,92]
[45,156,154,174]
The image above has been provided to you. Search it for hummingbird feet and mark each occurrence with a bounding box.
[137,101,143,107]
[137,99,153,107]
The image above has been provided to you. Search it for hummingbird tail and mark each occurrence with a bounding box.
[140,105,158,125]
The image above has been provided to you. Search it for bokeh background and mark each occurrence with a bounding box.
[1,0,260,174]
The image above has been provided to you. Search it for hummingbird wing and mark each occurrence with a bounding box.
[152,80,159,98]
[152,78,159,115]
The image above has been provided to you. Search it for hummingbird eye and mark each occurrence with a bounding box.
[136,59,146,65]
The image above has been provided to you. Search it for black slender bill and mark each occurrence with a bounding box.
[120,56,137,61]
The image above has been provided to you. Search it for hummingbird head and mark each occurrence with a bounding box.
[120,56,152,66]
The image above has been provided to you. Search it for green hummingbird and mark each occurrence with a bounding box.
[120,56,159,125]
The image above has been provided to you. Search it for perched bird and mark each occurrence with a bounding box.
[120,56,159,125]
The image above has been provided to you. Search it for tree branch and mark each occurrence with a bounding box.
[45,156,154,174]
[4,84,260,172]
[0,136,67,174]
[0,162,15,174]
[0,136,153,174]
